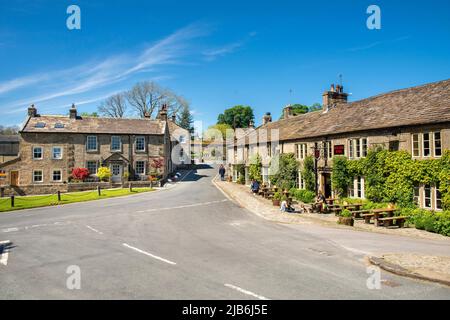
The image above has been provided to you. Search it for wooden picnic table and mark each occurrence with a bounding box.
[362,208,397,227]
[326,198,337,205]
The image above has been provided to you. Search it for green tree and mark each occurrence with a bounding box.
[177,105,194,131]
[302,156,316,192]
[332,156,351,197]
[217,105,254,128]
[80,112,99,117]
[249,154,262,183]
[271,153,298,190]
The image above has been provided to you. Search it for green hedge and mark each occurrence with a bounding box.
[400,208,450,236]
[290,188,316,204]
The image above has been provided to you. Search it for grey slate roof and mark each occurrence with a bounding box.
[244,79,450,143]
[21,116,166,135]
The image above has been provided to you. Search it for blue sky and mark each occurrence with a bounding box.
[1,0,449,129]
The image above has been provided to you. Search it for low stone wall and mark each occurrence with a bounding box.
[67,182,112,192]
[0,184,68,197]
[0,180,156,197]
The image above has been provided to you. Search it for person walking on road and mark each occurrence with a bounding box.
[219,165,226,181]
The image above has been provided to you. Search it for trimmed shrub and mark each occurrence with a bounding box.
[71,168,90,181]
[290,189,315,204]
[97,167,111,182]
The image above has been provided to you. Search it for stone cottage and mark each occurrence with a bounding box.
[227,79,450,211]
[0,104,189,195]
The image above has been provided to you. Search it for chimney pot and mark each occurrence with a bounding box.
[171,114,176,122]
[69,103,77,119]
[28,104,37,117]
[262,112,272,125]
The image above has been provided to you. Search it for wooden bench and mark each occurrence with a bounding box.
[378,216,408,228]
[361,212,391,225]
[351,210,370,219]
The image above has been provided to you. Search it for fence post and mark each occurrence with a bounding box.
[11,195,14,207]
[0,187,4,198]
[57,191,61,202]
[97,186,101,196]
[129,182,132,192]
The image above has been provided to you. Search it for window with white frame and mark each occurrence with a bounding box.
[436,184,442,210]
[111,136,121,151]
[298,170,305,190]
[412,132,442,158]
[412,134,420,157]
[297,144,307,160]
[362,138,368,157]
[86,136,98,151]
[423,132,431,157]
[324,141,332,159]
[86,161,98,174]
[434,132,442,157]
[424,184,432,209]
[135,136,145,152]
[33,170,43,183]
[135,161,146,175]
[179,135,186,144]
[413,184,420,206]
[348,140,354,159]
[33,146,43,160]
[348,138,368,159]
[355,139,361,158]
[52,146,62,159]
[349,176,365,199]
[52,169,62,182]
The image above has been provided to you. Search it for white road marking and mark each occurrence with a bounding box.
[122,243,176,265]
[1,221,71,233]
[136,199,228,213]
[224,284,269,300]
[0,240,11,266]
[86,225,103,235]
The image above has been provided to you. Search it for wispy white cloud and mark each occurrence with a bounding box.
[1,23,212,113]
[202,32,257,61]
[345,36,411,53]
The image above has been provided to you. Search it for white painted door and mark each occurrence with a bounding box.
[111,164,122,183]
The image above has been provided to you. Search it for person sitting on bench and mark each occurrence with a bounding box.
[250,179,260,194]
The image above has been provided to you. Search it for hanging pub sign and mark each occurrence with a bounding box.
[334,145,345,155]
[314,149,321,160]
[0,170,6,180]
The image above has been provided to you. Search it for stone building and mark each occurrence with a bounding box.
[227,79,450,211]
[0,135,19,164]
[0,104,189,195]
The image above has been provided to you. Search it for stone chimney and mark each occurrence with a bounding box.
[157,104,168,121]
[69,103,77,119]
[283,105,293,119]
[322,83,348,110]
[262,112,272,125]
[28,104,37,117]
[171,114,176,122]
[249,120,255,128]
[143,112,151,118]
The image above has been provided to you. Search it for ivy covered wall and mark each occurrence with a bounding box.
[332,149,450,209]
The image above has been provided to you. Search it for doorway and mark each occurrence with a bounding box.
[10,171,19,186]
[111,164,122,183]
[322,173,332,198]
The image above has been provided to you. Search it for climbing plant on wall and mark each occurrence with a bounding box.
[248,154,262,183]
[302,156,315,192]
[332,149,450,209]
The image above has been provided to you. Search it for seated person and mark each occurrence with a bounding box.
[280,200,295,213]
[250,179,260,194]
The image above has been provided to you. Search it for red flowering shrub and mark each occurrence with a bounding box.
[71,167,90,181]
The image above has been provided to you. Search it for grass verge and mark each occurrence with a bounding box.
[0,187,154,212]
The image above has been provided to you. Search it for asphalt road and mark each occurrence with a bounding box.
[0,165,449,299]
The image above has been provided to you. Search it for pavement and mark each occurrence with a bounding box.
[0,165,450,299]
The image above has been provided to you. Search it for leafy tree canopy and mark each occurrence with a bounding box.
[217,105,254,129]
